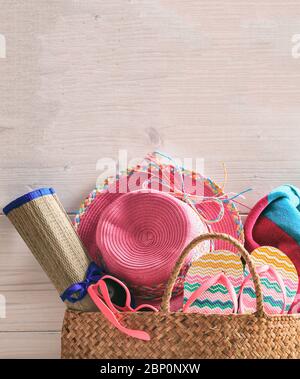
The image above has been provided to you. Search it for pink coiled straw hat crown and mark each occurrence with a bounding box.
[78,187,208,309]
[96,189,207,289]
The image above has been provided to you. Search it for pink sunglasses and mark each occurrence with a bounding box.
[88,275,158,340]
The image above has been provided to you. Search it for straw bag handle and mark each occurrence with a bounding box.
[161,232,265,316]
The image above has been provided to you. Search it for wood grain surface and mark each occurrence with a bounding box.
[0,0,300,358]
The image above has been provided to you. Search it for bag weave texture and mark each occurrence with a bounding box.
[61,233,300,358]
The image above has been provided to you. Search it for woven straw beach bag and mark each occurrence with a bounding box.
[61,233,300,359]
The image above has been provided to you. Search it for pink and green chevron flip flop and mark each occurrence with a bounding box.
[239,246,298,314]
[183,250,244,314]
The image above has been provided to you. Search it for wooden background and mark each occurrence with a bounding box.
[1,0,300,358]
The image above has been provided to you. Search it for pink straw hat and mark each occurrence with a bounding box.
[77,183,209,305]
[96,189,206,287]
[75,153,243,308]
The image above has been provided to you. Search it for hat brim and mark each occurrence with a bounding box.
[75,165,244,261]
[75,164,243,305]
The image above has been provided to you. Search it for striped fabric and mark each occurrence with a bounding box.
[244,185,300,311]
[241,246,298,314]
[184,250,243,314]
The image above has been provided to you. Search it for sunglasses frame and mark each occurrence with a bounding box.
[94,274,158,313]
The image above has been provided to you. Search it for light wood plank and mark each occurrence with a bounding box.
[0,216,66,331]
[1,0,300,358]
[0,332,60,358]
[0,1,300,211]
[0,291,65,332]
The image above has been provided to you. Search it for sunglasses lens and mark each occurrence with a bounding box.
[129,292,136,309]
[104,278,127,307]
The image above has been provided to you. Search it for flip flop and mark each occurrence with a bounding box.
[183,250,244,314]
[239,246,299,314]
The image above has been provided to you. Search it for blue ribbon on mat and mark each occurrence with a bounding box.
[60,262,105,303]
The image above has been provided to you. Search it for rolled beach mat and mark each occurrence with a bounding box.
[3,188,96,311]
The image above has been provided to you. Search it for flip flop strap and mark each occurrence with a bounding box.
[239,265,287,314]
[183,273,238,313]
